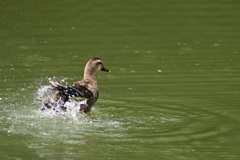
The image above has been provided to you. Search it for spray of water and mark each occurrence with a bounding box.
[36,84,88,121]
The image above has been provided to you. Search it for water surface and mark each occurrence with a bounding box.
[0,0,240,159]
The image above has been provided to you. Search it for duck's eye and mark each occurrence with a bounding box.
[96,62,102,66]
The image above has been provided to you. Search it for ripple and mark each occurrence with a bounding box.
[1,84,238,150]
[99,98,237,143]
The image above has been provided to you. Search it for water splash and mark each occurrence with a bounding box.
[37,85,52,98]
[36,84,88,121]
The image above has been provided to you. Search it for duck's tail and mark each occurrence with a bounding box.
[49,80,67,91]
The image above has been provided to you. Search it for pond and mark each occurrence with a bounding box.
[0,0,240,159]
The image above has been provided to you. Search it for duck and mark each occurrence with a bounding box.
[40,57,110,113]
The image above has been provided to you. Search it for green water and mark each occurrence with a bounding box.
[1,0,240,159]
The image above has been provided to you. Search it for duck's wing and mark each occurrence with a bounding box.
[49,80,93,100]
[71,83,93,99]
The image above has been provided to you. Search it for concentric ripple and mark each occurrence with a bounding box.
[98,98,236,143]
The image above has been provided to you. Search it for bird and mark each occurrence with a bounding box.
[40,57,110,113]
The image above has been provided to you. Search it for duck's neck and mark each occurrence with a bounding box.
[83,66,96,82]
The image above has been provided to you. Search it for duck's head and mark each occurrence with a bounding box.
[87,58,111,73]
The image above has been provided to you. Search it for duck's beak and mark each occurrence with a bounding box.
[101,67,111,72]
